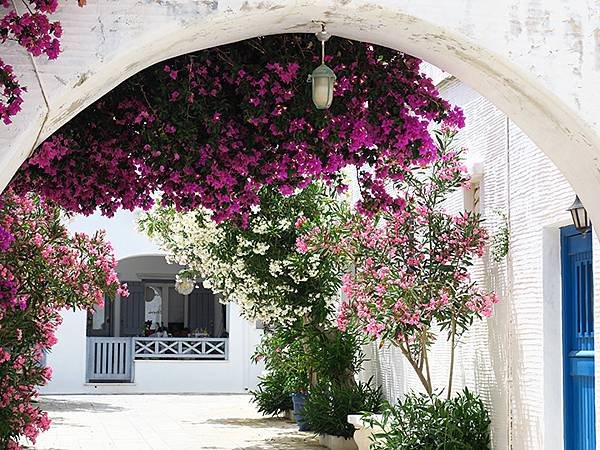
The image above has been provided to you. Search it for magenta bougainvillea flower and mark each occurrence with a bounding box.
[14,36,464,223]
[0,58,24,125]
[1,0,68,124]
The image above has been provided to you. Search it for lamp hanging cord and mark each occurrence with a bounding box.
[315,22,331,65]
[321,23,326,64]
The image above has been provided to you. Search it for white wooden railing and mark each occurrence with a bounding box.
[133,337,228,360]
[86,337,133,382]
[86,337,228,382]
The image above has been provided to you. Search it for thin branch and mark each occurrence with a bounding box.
[447,312,457,400]
[395,338,432,397]
[421,330,432,393]
[19,0,34,14]
[214,48,236,67]
[246,40,267,56]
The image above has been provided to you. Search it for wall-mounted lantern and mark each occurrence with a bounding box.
[567,195,591,234]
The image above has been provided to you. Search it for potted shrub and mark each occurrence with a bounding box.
[297,325,382,447]
[364,388,491,449]
[303,380,382,450]
[251,369,294,418]
[251,328,310,427]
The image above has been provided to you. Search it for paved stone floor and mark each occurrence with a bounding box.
[29,394,325,450]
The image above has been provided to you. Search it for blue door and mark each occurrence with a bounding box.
[562,225,596,449]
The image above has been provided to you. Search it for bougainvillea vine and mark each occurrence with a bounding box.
[0,0,85,124]
[0,58,23,124]
[14,35,464,222]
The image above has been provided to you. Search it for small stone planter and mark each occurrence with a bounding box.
[319,434,358,450]
[347,414,383,450]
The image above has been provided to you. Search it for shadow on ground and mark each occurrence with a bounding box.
[194,417,325,449]
[39,398,126,414]
[200,417,293,428]
[30,395,326,449]
[236,433,325,449]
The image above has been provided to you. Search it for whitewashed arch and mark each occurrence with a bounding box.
[2,1,600,447]
[2,0,599,227]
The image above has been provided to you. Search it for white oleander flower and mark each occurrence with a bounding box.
[268,260,283,276]
[253,242,269,255]
[137,198,343,326]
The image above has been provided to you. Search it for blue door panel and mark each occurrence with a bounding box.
[570,356,595,377]
[562,225,596,450]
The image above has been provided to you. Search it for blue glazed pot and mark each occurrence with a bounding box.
[291,392,311,432]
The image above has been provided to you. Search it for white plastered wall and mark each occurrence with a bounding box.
[2,0,599,439]
[360,77,599,450]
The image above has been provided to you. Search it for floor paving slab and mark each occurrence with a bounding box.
[27,394,326,450]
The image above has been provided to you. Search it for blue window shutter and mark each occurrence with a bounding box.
[119,281,145,337]
[188,287,216,336]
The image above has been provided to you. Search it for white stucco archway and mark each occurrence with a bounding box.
[2,1,600,230]
[2,2,600,447]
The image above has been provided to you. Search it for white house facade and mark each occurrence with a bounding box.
[42,211,264,395]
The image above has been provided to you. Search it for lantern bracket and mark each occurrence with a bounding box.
[315,23,331,65]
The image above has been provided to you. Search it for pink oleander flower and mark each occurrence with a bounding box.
[0,189,122,446]
[365,319,385,338]
[295,217,306,229]
[295,237,308,254]
[0,347,11,363]
[300,132,498,383]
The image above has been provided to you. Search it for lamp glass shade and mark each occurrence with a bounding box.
[567,195,591,233]
[311,64,336,109]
